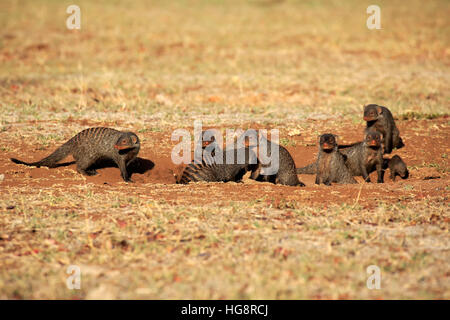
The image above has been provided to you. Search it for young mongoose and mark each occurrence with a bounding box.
[363,104,404,154]
[385,155,409,181]
[11,127,140,182]
[339,130,384,183]
[250,136,305,186]
[314,134,357,185]
[178,146,259,184]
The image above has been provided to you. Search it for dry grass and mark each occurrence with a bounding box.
[1,187,448,299]
[0,0,449,299]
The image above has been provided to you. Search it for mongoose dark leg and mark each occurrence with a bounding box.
[116,158,132,182]
[376,163,383,183]
[76,165,97,176]
[315,174,321,185]
[390,172,396,182]
[361,165,371,182]
[250,165,261,180]
[75,154,96,177]
[384,130,393,154]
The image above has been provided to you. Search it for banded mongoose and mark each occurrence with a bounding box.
[363,104,404,154]
[339,130,384,183]
[11,127,140,182]
[314,134,357,185]
[177,145,259,184]
[384,155,409,181]
[250,135,305,186]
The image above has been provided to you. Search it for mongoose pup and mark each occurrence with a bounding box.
[314,134,357,185]
[250,136,305,186]
[11,127,140,182]
[363,104,404,154]
[385,155,409,181]
[339,130,384,183]
[178,145,259,184]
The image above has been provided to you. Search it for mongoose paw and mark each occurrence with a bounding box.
[85,170,98,176]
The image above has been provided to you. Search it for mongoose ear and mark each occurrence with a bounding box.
[377,105,383,114]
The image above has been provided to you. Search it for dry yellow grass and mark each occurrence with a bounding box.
[0,0,449,299]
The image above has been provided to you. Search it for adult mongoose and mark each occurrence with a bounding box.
[250,136,305,186]
[363,104,404,154]
[339,130,384,183]
[177,145,259,184]
[314,134,357,185]
[11,127,140,182]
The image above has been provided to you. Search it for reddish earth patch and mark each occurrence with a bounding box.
[0,118,448,207]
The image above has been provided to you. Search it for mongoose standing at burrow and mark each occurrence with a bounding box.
[363,104,404,154]
[339,130,384,183]
[384,155,409,181]
[11,127,140,182]
[314,134,357,185]
[249,135,305,186]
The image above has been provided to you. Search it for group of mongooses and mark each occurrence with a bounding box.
[296,104,409,185]
[178,131,306,186]
[10,104,408,186]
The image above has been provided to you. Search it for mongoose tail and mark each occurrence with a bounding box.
[10,141,73,168]
[296,163,317,174]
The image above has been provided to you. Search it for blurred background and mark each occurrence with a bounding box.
[0,0,448,125]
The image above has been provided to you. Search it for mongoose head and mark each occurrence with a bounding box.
[364,130,382,148]
[319,134,338,152]
[114,132,140,151]
[200,129,219,149]
[363,104,383,121]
